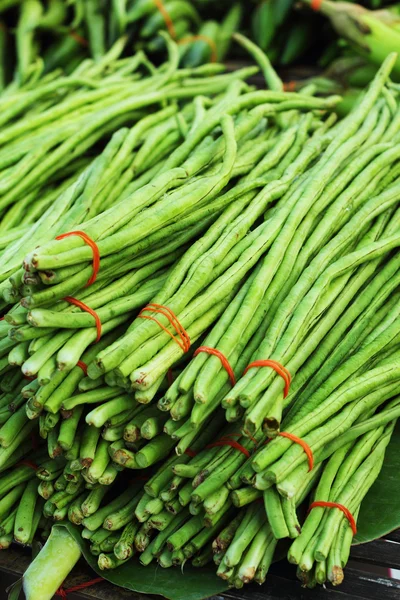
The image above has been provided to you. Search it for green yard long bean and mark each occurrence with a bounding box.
[0,36,398,597]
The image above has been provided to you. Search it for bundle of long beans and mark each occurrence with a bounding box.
[1,0,398,94]
[0,0,244,85]
[0,35,398,600]
[0,36,261,305]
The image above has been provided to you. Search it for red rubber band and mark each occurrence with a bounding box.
[311,0,323,10]
[309,501,357,535]
[222,432,258,445]
[152,0,217,62]
[23,374,37,381]
[178,35,218,63]
[56,231,100,287]
[17,459,38,471]
[278,431,314,471]
[138,303,190,353]
[0,317,4,321]
[56,577,103,598]
[226,431,259,447]
[207,433,251,458]
[64,297,102,342]
[68,30,89,48]
[193,346,236,386]
[283,81,297,92]
[246,433,259,446]
[243,360,291,398]
[76,360,88,375]
[185,448,197,457]
[153,0,177,38]
[207,439,250,457]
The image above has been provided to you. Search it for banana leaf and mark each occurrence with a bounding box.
[354,422,400,544]
[53,424,400,597]
[56,522,229,600]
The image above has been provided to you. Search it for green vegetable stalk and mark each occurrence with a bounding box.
[23,526,81,600]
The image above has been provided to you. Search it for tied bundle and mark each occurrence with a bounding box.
[0,35,397,600]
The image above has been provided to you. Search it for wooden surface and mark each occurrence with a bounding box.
[0,531,399,600]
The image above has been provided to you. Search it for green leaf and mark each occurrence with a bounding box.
[55,522,229,600]
[6,578,23,600]
[354,423,400,544]
[7,541,44,599]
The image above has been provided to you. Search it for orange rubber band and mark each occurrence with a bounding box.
[138,303,190,353]
[17,459,38,471]
[23,374,37,381]
[278,432,314,471]
[207,433,251,458]
[243,360,291,397]
[283,81,297,92]
[56,577,103,598]
[185,448,197,457]
[311,0,323,10]
[178,35,218,63]
[309,501,357,535]
[153,0,176,38]
[246,433,259,447]
[68,30,89,48]
[193,346,236,386]
[222,432,258,446]
[56,231,100,287]
[76,360,88,376]
[64,297,102,342]
[153,0,217,62]
[207,439,250,457]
